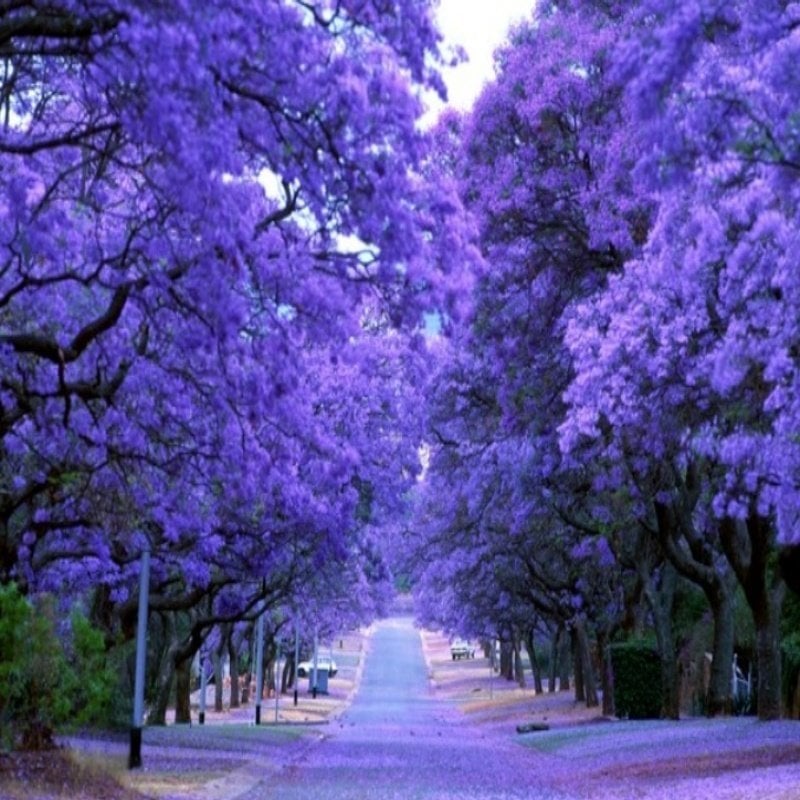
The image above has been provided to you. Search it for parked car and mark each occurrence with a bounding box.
[297,656,338,678]
[450,639,476,660]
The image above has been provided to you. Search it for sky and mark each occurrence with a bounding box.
[434,0,535,111]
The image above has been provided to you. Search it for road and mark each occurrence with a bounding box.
[239,616,567,800]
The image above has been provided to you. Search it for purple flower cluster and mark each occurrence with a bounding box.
[0,0,476,694]
[406,1,800,722]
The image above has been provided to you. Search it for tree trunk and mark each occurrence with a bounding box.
[597,630,614,717]
[705,579,735,716]
[263,641,277,699]
[721,515,786,720]
[174,655,192,724]
[572,628,585,703]
[149,614,178,726]
[754,601,784,720]
[513,636,526,688]
[525,630,544,694]
[241,670,250,705]
[228,630,240,709]
[602,642,614,717]
[574,618,599,708]
[241,627,253,704]
[282,652,295,693]
[213,648,224,712]
[644,563,680,720]
[499,640,514,681]
[654,495,734,715]
[549,628,559,693]
[559,628,571,692]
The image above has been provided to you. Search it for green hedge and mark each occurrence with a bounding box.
[609,642,663,720]
[782,633,800,717]
[0,584,118,749]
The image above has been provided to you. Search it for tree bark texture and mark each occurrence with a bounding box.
[150,614,178,726]
[549,628,559,693]
[228,628,240,708]
[558,628,571,692]
[213,647,224,712]
[643,563,680,719]
[597,631,614,717]
[513,636,526,688]
[500,640,514,681]
[720,515,786,720]
[572,627,585,703]
[174,654,192,723]
[653,495,734,715]
[281,652,295,693]
[574,618,599,707]
[525,629,544,694]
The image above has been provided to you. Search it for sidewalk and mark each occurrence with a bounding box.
[178,628,371,727]
[61,627,373,800]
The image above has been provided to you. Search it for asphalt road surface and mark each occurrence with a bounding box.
[239,616,566,800]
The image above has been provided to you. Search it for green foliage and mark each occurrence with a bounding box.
[732,586,756,651]
[63,610,117,728]
[104,640,135,729]
[609,642,663,720]
[781,632,800,715]
[781,590,800,639]
[671,581,708,646]
[0,585,69,749]
[0,584,124,749]
[0,583,33,747]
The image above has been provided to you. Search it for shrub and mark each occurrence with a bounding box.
[609,642,663,720]
[0,585,69,749]
[782,633,800,718]
[63,610,118,729]
[0,585,123,748]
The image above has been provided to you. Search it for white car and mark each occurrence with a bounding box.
[297,656,338,678]
[450,639,476,660]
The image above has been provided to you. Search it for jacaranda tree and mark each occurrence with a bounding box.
[0,0,476,741]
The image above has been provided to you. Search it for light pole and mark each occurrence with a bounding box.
[490,638,496,700]
[254,612,265,725]
[293,623,300,707]
[274,640,281,723]
[311,627,319,699]
[129,546,151,769]
[198,649,207,725]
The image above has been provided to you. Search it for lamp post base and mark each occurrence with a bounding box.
[128,727,143,769]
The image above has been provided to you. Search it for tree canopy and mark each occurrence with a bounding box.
[2,0,799,737]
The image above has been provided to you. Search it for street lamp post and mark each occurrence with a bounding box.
[198,649,207,725]
[254,612,265,725]
[293,623,300,707]
[311,627,319,699]
[129,546,151,769]
[274,641,281,723]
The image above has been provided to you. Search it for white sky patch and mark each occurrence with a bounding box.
[431,0,535,115]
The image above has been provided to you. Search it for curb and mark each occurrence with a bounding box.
[193,628,374,800]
